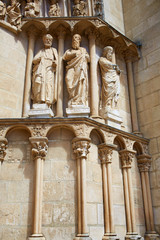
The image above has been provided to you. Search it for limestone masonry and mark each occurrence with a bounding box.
[0,1,160,240]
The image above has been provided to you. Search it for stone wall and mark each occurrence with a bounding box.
[103,0,125,34]
[122,0,160,233]
[0,28,27,118]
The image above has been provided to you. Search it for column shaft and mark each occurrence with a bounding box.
[81,157,88,234]
[56,32,65,117]
[23,33,35,117]
[102,163,110,233]
[107,163,114,233]
[33,157,42,234]
[127,168,136,233]
[126,61,139,133]
[77,158,82,234]
[141,172,150,231]
[123,168,132,233]
[89,35,99,117]
[145,171,155,231]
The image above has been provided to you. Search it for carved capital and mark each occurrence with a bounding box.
[29,137,48,161]
[85,27,98,40]
[137,154,152,172]
[119,150,136,168]
[0,138,8,163]
[72,137,91,160]
[56,25,66,39]
[98,143,116,164]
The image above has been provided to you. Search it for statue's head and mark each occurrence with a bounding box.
[103,46,113,61]
[72,34,81,49]
[43,34,53,48]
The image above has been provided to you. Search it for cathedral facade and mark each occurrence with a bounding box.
[0,1,160,240]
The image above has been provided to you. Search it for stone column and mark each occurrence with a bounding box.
[56,26,66,117]
[125,60,139,134]
[0,138,8,171]
[28,137,48,240]
[98,144,119,240]
[72,137,92,240]
[23,28,37,117]
[137,154,159,240]
[119,150,140,240]
[87,29,99,118]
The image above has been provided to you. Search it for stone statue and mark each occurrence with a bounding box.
[7,0,21,27]
[32,34,58,107]
[48,0,60,17]
[73,0,87,16]
[24,0,40,18]
[63,34,90,107]
[0,0,6,20]
[99,46,121,112]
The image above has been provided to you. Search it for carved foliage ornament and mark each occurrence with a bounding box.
[0,138,8,162]
[137,154,152,172]
[30,137,48,160]
[119,150,135,168]
[98,147,113,164]
[72,138,91,159]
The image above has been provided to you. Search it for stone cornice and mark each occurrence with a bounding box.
[0,117,149,144]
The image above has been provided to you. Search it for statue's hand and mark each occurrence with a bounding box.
[52,60,57,68]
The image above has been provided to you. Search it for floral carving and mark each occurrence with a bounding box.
[119,150,135,168]
[0,138,8,162]
[73,124,92,138]
[30,124,47,137]
[98,145,113,164]
[124,138,134,150]
[72,138,90,159]
[30,137,48,160]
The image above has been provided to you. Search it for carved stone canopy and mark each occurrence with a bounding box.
[20,17,139,61]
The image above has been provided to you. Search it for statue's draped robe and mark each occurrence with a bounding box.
[32,47,58,105]
[99,57,120,109]
[7,3,21,26]
[63,47,89,107]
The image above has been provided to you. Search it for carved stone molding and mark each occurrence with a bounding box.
[30,124,48,137]
[119,150,136,168]
[124,138,135,151]
[0,138,8,163]
[29,137,48,160]
[98,143,116,164]
[73,124,93,138]
[72,137,91,159]
[137,154,152,172]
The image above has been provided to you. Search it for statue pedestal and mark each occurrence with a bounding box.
[29,104,54,118]
[101,109,122,129]
[66,105,90,118]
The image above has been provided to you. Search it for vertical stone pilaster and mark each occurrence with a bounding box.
[98,144,119,240]
[56,26,66,117]
[125,59,139,134]
[23,27,38,117]
[119,150,140,240]
[86,28,99,118]
[137,155,159,240]
[72,137,92,240]
[28,137,48,240]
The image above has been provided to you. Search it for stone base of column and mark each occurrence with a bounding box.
[125,233,141,240]
[74,233,92,240]
[102,233,119,240]
[90,115,105,124]
[66,105,90,117]
[28,233,45,240]
[144,233,159,240]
